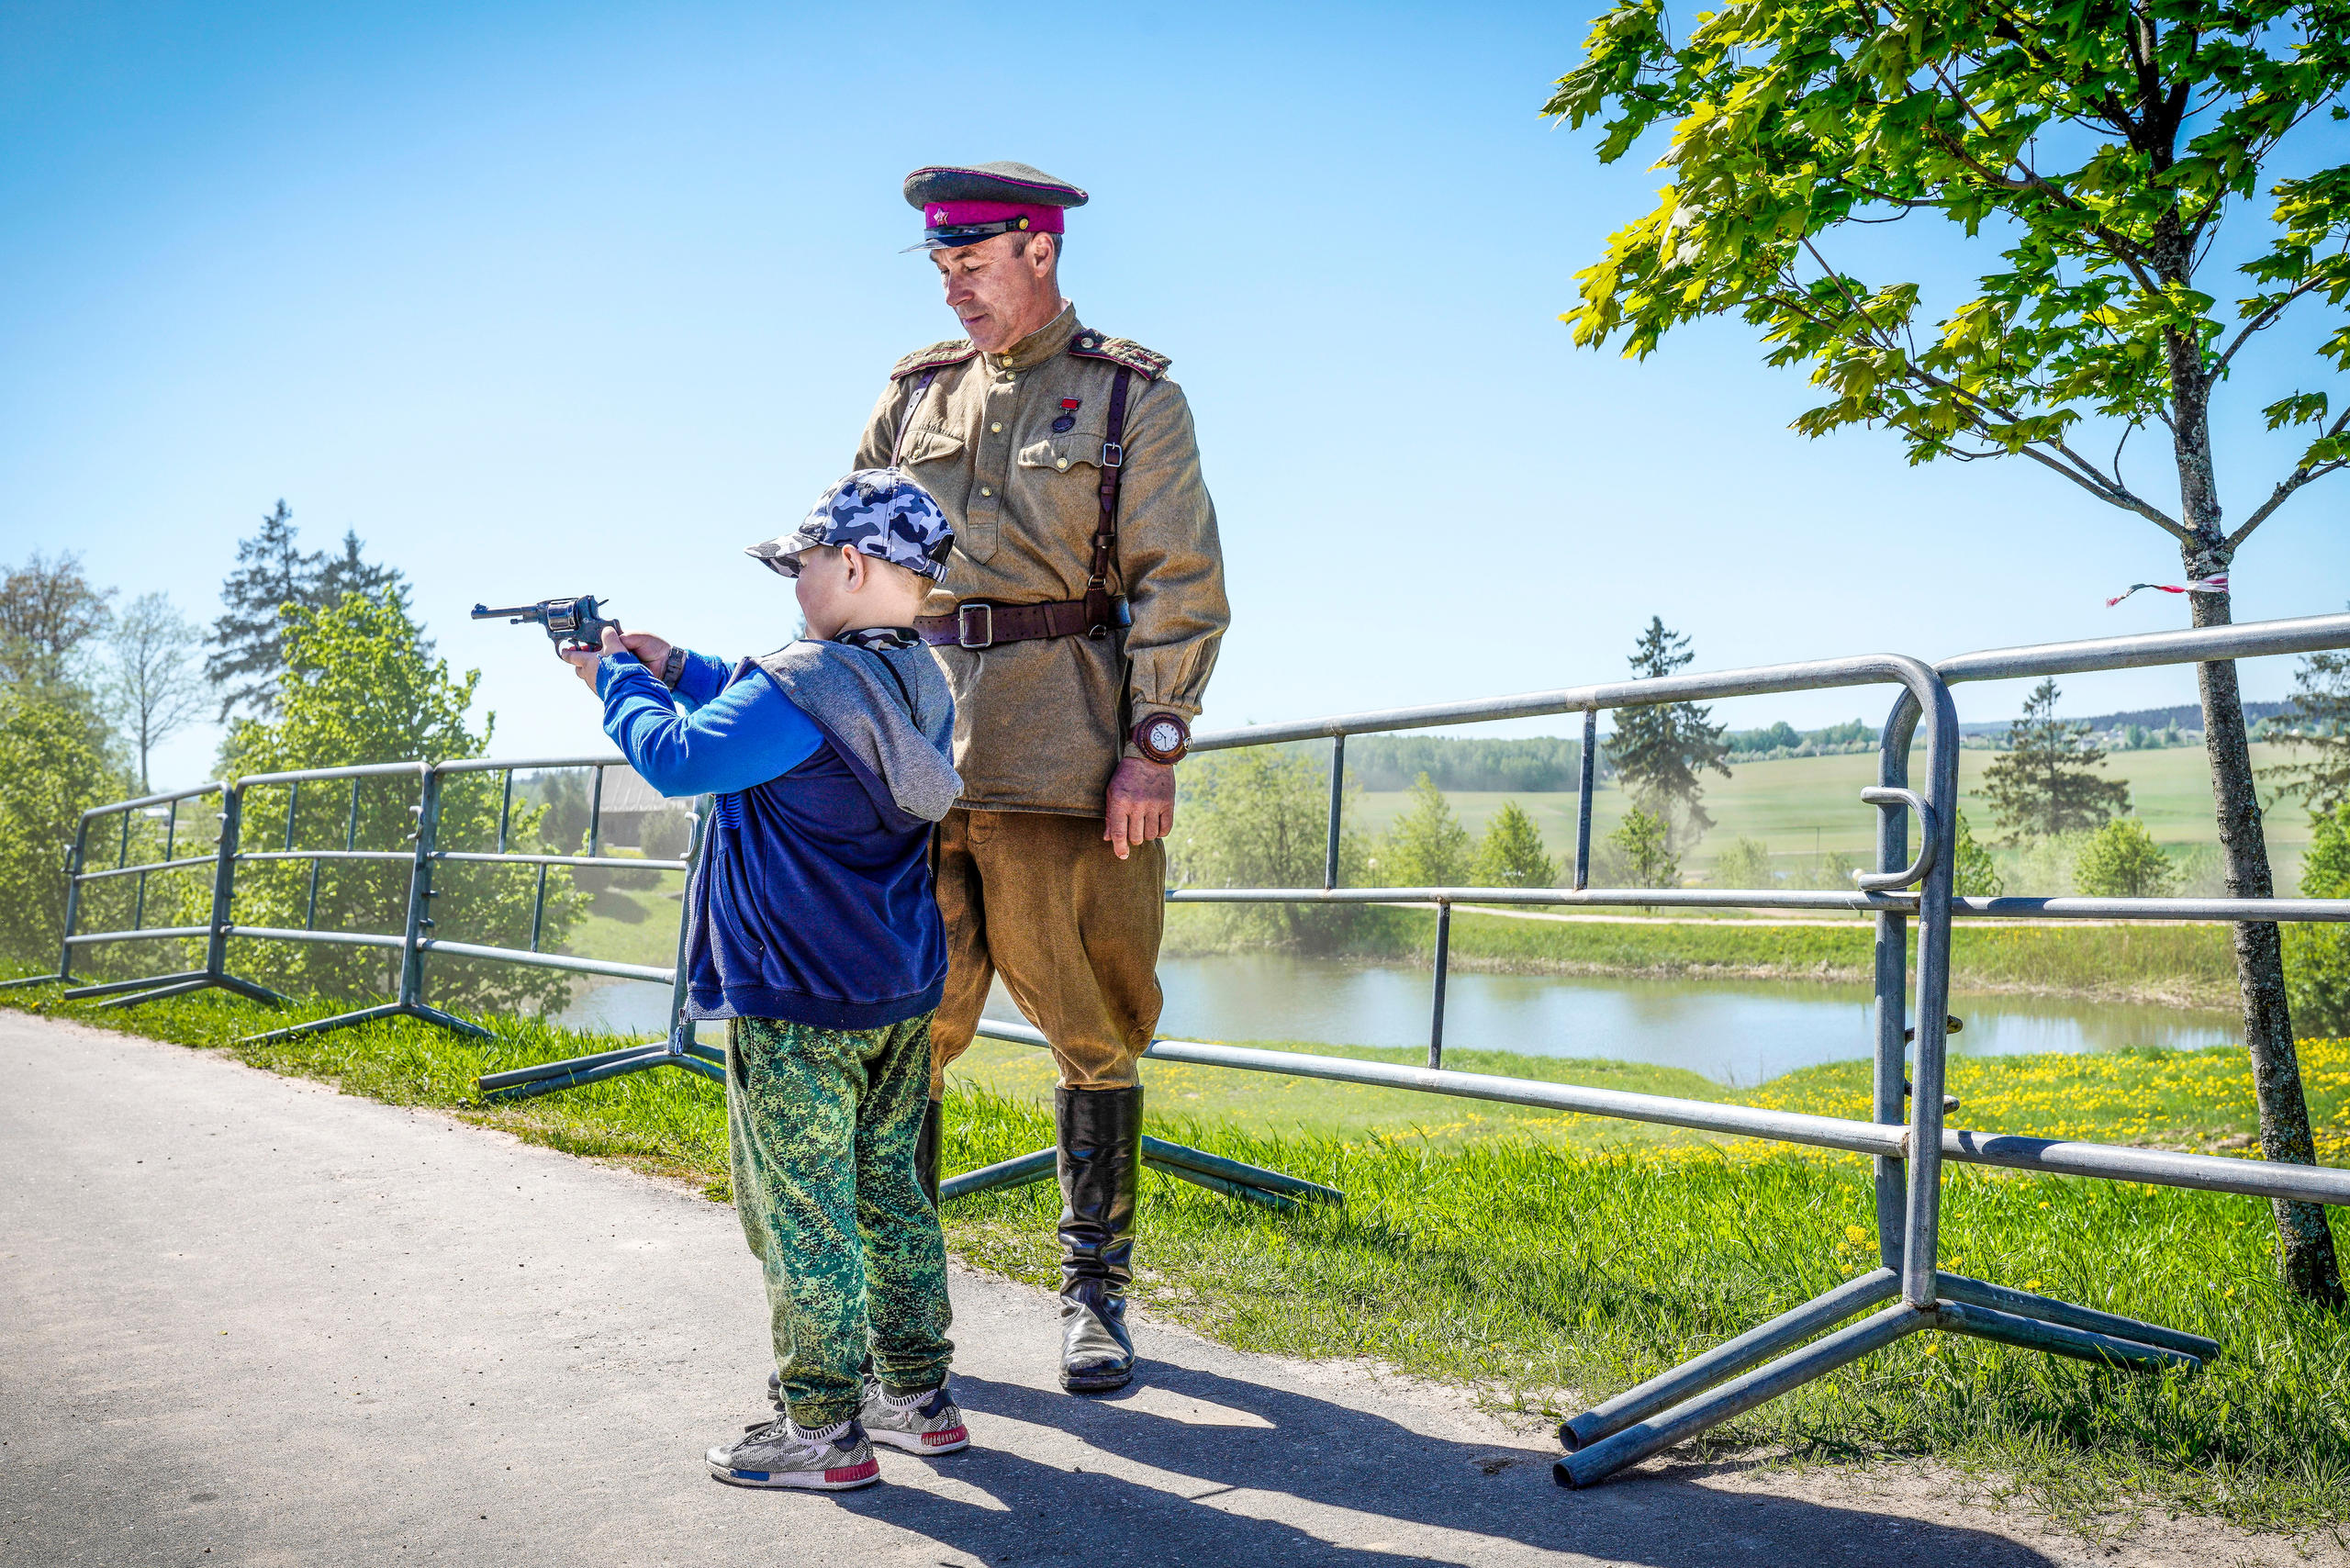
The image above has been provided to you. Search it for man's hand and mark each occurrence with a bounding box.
[561,627,632,690]
[1102,756,1176,860]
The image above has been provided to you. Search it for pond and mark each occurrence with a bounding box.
[555,949,2238,1086]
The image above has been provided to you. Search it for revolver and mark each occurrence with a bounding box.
[472,596,622,656]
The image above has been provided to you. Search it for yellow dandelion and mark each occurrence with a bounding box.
[1844,1224,1869,1246]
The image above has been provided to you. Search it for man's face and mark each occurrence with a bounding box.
[931,232,1059,353]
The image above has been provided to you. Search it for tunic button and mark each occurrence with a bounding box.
[990,422,1002,432]
[979,487,992,498]
[1055,458,1069,471]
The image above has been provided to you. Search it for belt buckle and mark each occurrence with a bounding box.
[1100,440,1124,468]
[957,602,994,649]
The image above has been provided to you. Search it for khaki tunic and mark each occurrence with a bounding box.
[855,303,1228,816]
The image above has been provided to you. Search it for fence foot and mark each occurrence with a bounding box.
[410,1003,494,1041]
[476,1029,722,1103]
[63,970,207,1001]
[1560,1268,1900,1452]
[241,1001,487,1047]
[214,974,291,1007]
[937,1136,1342,1210]
[1142,1136,1343,1208]
[1553,1271,2211,1488]
[99,971,286,1012]
[1935,1271,2217,1362]
[1557,1301,1930,1488]
[938,1147,1059,1203]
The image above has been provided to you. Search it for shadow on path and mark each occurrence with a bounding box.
[814,1365,2059,1567]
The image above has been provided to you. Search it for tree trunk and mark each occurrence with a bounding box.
[2186,564,2345,1305]
[2161,286,2344,1303]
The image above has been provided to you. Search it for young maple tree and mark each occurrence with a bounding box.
[1549,0,2350,1299]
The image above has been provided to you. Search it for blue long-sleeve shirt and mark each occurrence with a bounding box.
[596,648,822,797]
[593,642,948,1030]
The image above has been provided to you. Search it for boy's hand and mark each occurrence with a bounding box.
[562,627,629,689]
[614,630,674,675]
[1103,757,1175,860]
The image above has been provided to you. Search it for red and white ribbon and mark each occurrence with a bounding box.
[2105,574,2228,607]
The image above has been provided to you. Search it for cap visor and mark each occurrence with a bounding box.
[744,543,805,578]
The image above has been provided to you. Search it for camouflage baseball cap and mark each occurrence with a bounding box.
[745,469,956,582]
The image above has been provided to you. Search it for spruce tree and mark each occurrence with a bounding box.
[207,502,404,721]
[1978,679,2133,844]
[1604,617,1730,851]
[2266,623,2350,817]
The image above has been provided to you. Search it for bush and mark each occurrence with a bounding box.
[0,687,131,968]
[1952,810,2004,898]
[1707,836,1776,890]
[1471,801,1557,888]
[1607,806,1680,889]
[2285,801,2350,1038]
[1380,774,1471,887]
[2073,817,2178,899]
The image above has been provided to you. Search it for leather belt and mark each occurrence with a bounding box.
[915,596,1131,650]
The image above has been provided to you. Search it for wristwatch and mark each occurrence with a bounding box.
[1130,712,1191,766]
[658,646,687,689]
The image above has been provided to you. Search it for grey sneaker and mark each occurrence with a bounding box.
[859,1380,969,1455]
[705,1415,879,1490]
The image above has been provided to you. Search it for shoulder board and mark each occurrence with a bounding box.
[1068,331,1170,381]
[890,339,979,380]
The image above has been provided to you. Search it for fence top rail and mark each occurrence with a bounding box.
[1935,611,2350,687]
[432,754,627,777]
[1191,652,1949,753]
[81,781,223,820]
[234,760,429,788]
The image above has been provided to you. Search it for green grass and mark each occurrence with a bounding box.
[1349,742,2315,886]
[7,975,2348,1536]
[561,881,687,970]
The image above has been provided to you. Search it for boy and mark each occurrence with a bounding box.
[564,469,968,1491]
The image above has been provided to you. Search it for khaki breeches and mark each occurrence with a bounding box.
[929,807,1165,1096]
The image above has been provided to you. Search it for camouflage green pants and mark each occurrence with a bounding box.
[726,1014,953,1428]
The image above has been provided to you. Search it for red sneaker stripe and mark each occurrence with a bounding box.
[922,1427,968,1447]
[825,1460,881,1483]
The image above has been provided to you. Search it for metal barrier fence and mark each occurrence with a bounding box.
[11,611,2350,1489]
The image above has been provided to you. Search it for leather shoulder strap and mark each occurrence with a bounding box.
[1083,366,1134,637]
[889,368,939,468]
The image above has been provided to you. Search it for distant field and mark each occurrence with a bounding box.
[1344,743,2315,888]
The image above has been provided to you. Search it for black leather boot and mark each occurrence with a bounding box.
[1056,1083,1141,1394]
[915,1097,944,1209]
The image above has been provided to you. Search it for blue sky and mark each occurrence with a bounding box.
[4,0,2344,790]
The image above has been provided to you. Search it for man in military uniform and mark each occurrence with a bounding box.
[854,161,1227,1394]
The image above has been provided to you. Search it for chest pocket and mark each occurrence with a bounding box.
[1015,429,1110,477]
[896,426,991,564]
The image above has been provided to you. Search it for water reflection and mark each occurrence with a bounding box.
[555,950,2239,1086]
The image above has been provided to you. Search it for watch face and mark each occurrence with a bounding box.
[1144,718,1185,754]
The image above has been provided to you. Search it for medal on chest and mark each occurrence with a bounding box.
[1051,398,1080,434]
